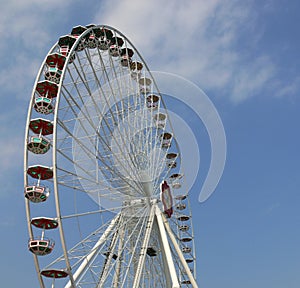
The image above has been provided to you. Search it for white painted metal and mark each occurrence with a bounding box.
[162,212,199,288]
[65,214,120,288]
[132,205,155,288]
[155,205,180,288]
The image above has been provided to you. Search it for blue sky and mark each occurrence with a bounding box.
[1,0,300,287]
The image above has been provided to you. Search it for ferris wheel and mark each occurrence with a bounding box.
[24,24,198,288]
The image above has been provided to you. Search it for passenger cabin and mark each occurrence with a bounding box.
[180,237,192,243]
[24,185,50,203]
[182,247,192,254]
[161,132,172,148]
[41,269,68,279]
[28,217,58,256]
[153,113,167,129]
[139,77,152,94]
[179,225,189,232]
[120,48,134,67]
[130,61,143,80]
[176,203,186,210]
[177,215,190,221]
[181,280,192,285]
[35,80,58,99]
[109,36,124,57]
[29,118,53,136]
[28,238,55,256]
[71,25,87,51]
[85,31,99,49]
[97,28,113,50]
[27,135,50,154]
[58,35,76,63]
[34,96,54,115]
[169,173,183,189]
[34,79,59,114]
[27,165,53,180]
[166,153,177,168]
[27,118,53,154]
[175,194,187,201]
[146,247,157,257]
[146,94,160,110]
[44,53,66,84]
[186,258,194,263]
[25,166,52,203]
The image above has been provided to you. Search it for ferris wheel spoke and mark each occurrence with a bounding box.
[88,48,155,184]
[56,116,143,196]
[61,205,123,220]
[62,72,148,194]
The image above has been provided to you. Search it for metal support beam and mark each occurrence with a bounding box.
[132,204,155,288]
[113,221,125,288]
[64,213,120,288]
[162,212,198,288]
[155,205,180,288]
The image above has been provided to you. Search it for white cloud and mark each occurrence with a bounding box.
[230,56,276,103]
[94,0,283,103]
[0,0,74,98]
[0,106,25,168]
[275,76,300,98]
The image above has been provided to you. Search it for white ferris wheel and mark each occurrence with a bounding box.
[24,24,198,288]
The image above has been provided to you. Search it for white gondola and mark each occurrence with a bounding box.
[120,54,131,67]
[120,48,134,67]
[98,35,111,50]
[154,113,167,129]
[161,132,172,148]
[86,33,99,49]
[109,44,120,56]
[58,34,76,63]
[45,66,62,84]
[24,185,50,203]
[70,25,87,51]
[146,94,160,109]
[169,173,183,189]
[59,46,75,63]
[182,247,192,253]
[130,61,143,80]
[28,238,55,256]
[180,237,192,243]
[181,280,192,285]
[175,194,187,201]
[34,97,54,115]
[179,225,189,232]
[177,215,190,221]
[27,135,51,154]
[28,217,58,256]
[176,203,186,210]
[166,153,177,168]
[139,77,152,94]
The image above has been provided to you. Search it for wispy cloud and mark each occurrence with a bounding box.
[95,0,293,103]
[0,1,297,195]
[0,0,295,107]
[265,202,280,215]
[275,76,300,98]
